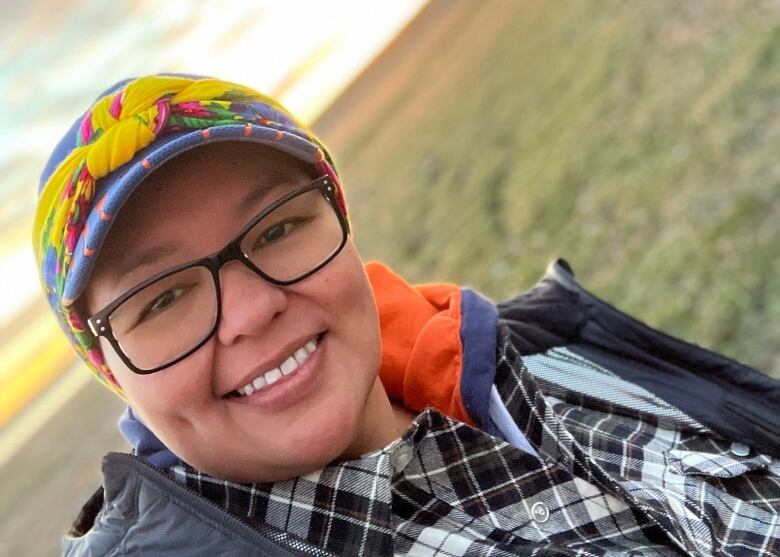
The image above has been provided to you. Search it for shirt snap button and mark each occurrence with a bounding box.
[390,444,414,474]
[730,442,750,457]
[530,501,549,524]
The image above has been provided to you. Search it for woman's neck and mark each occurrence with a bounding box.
[337,378,417,461]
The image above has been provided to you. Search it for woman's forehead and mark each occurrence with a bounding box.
[113,143,312,223]
[141,142,313,195]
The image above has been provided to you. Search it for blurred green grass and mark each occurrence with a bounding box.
[328,0,780,377]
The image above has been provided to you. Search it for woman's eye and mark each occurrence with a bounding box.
[255,220,298,248]
[140,287,187,321]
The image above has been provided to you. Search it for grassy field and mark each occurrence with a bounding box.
[319,0,780,378]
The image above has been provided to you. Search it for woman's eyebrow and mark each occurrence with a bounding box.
[238,184,278,214]
[238,181,289,215]
[114,244,179,280]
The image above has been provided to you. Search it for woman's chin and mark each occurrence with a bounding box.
[223,418,360,483]
[289,413,360,463]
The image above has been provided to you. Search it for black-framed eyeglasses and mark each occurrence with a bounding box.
[87,176,349,374]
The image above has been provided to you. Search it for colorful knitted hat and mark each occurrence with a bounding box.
[33,74,344,397]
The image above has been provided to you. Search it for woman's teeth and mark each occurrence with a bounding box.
[237,339,317,397]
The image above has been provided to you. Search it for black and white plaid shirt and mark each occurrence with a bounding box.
[171,330,780,556]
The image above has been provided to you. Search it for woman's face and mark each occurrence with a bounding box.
[85,142,385,482]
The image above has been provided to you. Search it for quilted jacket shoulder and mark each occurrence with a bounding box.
[62,453,331,557]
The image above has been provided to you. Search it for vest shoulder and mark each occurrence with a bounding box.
[62,453,302,556]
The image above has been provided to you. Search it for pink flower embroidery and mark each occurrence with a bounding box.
[173,101,211,118]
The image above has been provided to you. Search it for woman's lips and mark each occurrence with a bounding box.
[226,332,326,410]
[233,336,319,396]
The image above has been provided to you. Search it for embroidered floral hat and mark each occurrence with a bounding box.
[33,74,344,396]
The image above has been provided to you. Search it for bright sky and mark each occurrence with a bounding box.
[0,0,428,325]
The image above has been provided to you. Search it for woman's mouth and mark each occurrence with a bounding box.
[226,333,325,402]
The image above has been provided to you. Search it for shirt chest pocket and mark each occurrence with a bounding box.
[666,447,773,478]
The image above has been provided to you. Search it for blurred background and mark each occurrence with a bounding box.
[2,0,780,553]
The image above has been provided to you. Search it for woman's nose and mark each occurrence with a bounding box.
[215,260,288,346]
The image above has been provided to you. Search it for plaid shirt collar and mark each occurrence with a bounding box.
[173,408,512,555]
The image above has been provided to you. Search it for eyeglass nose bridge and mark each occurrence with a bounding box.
[207,237,274,286]
[205,239,253,283]
[211,239,244,269]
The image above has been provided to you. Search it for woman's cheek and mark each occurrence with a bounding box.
[117,342,216,427]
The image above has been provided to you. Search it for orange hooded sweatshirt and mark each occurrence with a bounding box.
[366,262,498,428]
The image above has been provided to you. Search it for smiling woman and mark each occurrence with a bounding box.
[83,141,402,483]
[35,74,780,556]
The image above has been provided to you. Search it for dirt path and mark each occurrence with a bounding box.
[313,0,470,153]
